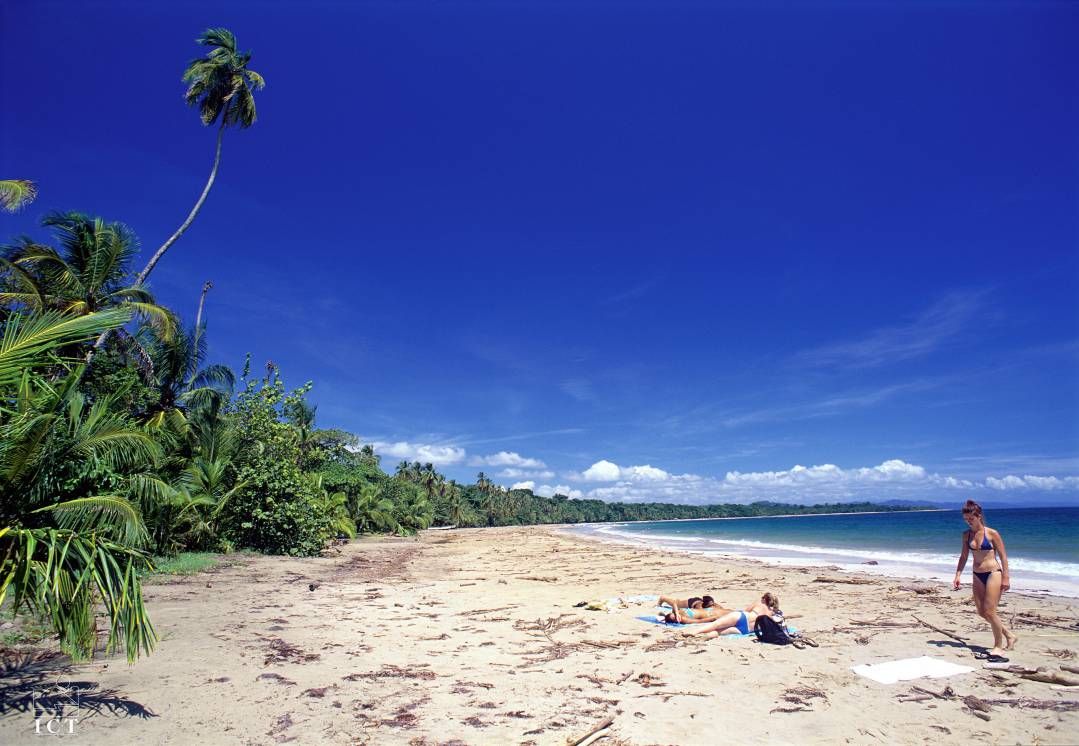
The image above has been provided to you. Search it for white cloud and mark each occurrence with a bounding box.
[580,460,623,482]
[536,484,584,499]
[511,481,536,491]
[557,457,1079,506]
[498,468,556,479]
[469,451,547,469]
[623,465,671,481]
[369,441,466,466]
[985,474,1079,491]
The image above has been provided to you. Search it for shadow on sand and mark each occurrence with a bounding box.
[0,650,156,722]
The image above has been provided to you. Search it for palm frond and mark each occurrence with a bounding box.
[0,527,157,662]
[0,309,130,387]
[0,257,46,310]
[34,495,149,548]
[0,180,37,212]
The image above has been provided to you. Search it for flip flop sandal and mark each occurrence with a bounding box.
[791,639,806,649]
[986,654,1009,663]
[801,637,819,648]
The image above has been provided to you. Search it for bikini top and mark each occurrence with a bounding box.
[968,529,994,551]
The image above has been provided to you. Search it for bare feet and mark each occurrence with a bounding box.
[1004,631,1018,651]
[988,646,1007,657]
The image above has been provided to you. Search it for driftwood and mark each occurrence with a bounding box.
[983,663,1079,686]
[984,663,1036,672]
[1062,664,1079,675]
[1019,671,1079,686]
[898,584,939,595]
[983,697,1079,712]
[1014,614,1079,633]
[911,685,955,700]
[813,576,876,585]
[896,694,933,703]
[567,717,614,746]
[962,694,991,713]
[913,616,966,644]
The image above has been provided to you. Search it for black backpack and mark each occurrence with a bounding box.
[753,615,792,645]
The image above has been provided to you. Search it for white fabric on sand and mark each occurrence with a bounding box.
[851,656,974,685]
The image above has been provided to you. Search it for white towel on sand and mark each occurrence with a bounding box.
[851,656,974,685]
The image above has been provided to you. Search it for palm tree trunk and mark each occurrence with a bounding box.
[191,280,213,371]
[135,117,227,286]
[88,120,226,363]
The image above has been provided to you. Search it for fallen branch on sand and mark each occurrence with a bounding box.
[567,716,614,746]
[1013,613,1079,633]
[813,577,877,585]
[913,616,966,645]
[981,697,1079,712]
[898,585,939,595]
[982,663,1079,686]
[343,665,436,681]
[910,685,955,700]
[636,691,708,701]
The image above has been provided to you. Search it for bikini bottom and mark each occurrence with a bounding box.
[973,568,1001,585]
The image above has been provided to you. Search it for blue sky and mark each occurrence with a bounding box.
[3,1,1077,506]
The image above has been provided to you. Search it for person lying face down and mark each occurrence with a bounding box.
[680,593,782,636]
[658,594,724,623]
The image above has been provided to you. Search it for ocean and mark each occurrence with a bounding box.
[567,507,1079,598]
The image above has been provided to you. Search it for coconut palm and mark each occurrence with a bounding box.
[135,28,264,286]
[139,324,235,430]
[0,212,175,343]
[0,180,37,212]
[352,484,398,534]
[1,309,158,662]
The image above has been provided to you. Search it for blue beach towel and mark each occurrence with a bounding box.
[636,615,797,638]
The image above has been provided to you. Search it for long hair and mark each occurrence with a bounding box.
[762,592,780,611]
[961,499,984,519]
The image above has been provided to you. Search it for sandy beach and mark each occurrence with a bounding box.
[2,526,1077,745]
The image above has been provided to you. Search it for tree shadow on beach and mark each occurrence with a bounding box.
[0,650,156,721]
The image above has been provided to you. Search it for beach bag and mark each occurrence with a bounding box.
[754,615,792,645]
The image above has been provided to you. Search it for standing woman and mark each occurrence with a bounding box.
[953,500,1017,657]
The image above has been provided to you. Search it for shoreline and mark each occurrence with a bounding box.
[565,510,1079,600]
[559,525,1079,601]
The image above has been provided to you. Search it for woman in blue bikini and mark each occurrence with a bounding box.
[953,500,1017,658]
[679,593,780,638]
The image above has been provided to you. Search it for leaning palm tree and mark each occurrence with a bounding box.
[0,180,37,212]
[135,28,264,286]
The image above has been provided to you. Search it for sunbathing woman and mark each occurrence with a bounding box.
[658,595,721,623]
[680,593,780,637]
[953,500,1017,658]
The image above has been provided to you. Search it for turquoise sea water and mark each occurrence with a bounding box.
[567,507,1079,597]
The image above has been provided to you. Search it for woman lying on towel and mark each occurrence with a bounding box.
[680,593,781,636]
[658,595,722,624]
